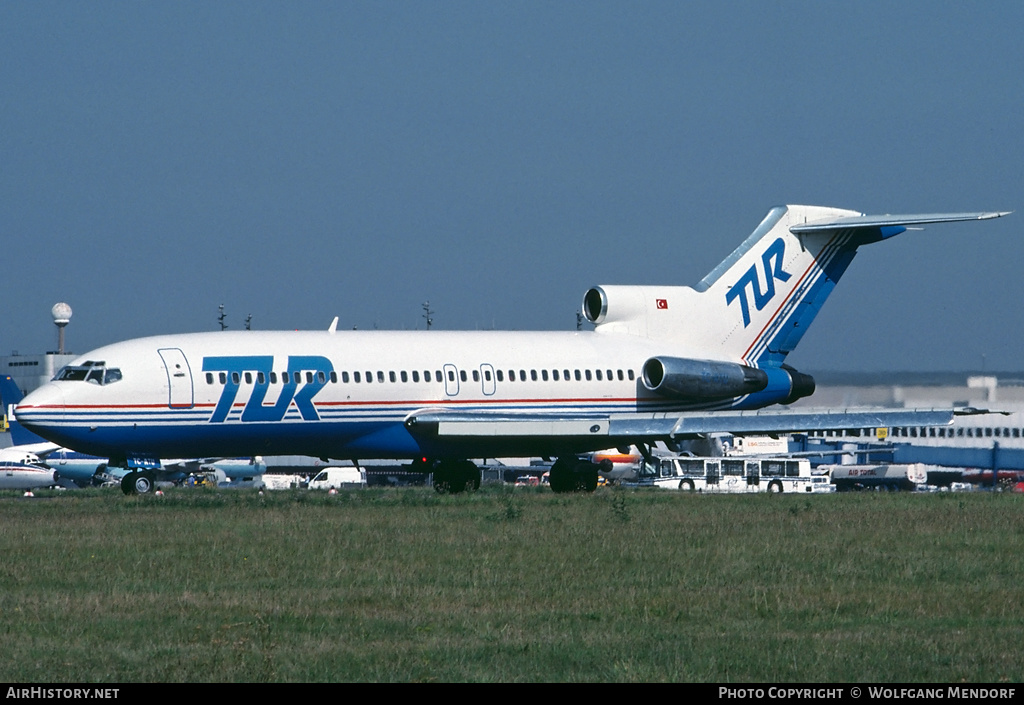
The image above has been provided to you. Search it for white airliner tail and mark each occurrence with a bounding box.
[583,205,1009,366]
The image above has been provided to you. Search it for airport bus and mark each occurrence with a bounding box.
[640,456,833,493]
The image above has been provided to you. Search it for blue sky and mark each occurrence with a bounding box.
[2,1,1021,372]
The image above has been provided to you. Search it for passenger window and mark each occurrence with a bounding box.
[585,370,592,381]
[318,371,327,384]
[541,370,548,381]
[472,370,479,382]
[575,370,581,381]
[412,371,419,382]
[595,370,603,381]
[497,370,504,382]
[219,372,227,384]
[206,373,214,384]
[531,370,537,381]
[257,372,265,384]
[552,370,559,381]
[342,371,350,383]
[377,371,385,383]
[389,371,396,383]
[354,372,361,383]
[401,371,408,383]
[244,372,253,385]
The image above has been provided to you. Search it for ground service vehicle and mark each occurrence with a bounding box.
[641,455,832,493]
[308,466,367,490]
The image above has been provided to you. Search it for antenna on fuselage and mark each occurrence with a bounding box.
[218,304,227,331]
[245,313,252,331]
[422,301,434,330]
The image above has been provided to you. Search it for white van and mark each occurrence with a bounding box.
[308,467,367,490]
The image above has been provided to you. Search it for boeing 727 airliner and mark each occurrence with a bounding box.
[14,205,1008,494]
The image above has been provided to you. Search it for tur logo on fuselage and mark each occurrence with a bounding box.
[725,238,792,327]
[202,355,333,423]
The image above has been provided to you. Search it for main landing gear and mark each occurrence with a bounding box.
[416,456,601,494]
[548,457,599,493]
[121,470,157,495]
[414,459,482,494]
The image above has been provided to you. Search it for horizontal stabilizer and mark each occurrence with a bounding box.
[791,211,1010,233]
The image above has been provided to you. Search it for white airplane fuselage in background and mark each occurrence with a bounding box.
[0,447,56,490]
[15,205,1008,492]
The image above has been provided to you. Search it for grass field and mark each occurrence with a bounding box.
[1,486,1022,682]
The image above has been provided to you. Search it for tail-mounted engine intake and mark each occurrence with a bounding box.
[641,357,815,405]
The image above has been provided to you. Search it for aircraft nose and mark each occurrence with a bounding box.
[14,383,65,431]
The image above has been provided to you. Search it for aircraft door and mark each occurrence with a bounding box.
[443,364,460,397]
[158,348,194,409]
[480,364,496,396]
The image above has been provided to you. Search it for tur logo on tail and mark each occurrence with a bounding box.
[725,237,792,327]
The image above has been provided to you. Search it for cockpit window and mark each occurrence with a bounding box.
[55,361,123,385]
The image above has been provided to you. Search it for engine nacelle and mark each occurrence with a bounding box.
[730,364,816,407]
[583,286,645,326]
[642,357,769,401]
[778,365,816,405]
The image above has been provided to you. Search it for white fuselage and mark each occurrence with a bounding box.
[15,329,740,462]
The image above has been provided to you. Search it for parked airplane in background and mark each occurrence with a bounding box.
[2,375,110,487]
[0,446,55,490]
[15,205,1007,494]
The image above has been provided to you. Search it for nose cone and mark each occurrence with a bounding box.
[14,383,65,438]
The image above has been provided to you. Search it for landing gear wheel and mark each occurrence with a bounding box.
[549,458,599,493]
[121,470,156,495]
[432,460,481,494]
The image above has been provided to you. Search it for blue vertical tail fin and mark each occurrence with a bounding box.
[0,375,49,446]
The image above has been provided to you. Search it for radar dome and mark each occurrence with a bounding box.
[51,302,73,326]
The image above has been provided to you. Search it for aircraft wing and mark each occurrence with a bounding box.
[10,441,62,458]
[405,407,964,446]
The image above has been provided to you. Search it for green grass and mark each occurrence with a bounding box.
[1,486,1022,682]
